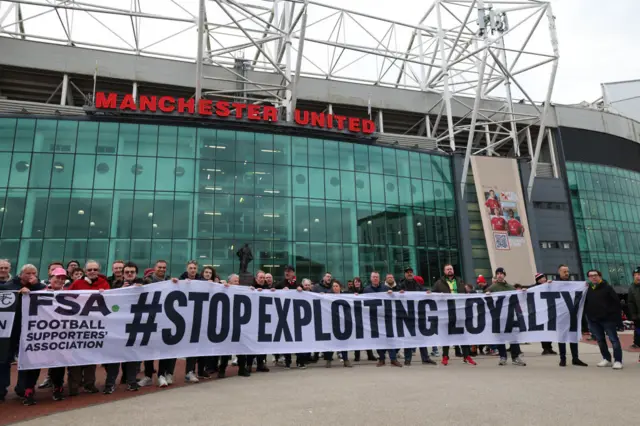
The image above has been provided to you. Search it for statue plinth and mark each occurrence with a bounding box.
[239,272,254,286]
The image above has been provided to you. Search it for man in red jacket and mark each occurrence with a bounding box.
[66,260,110,395]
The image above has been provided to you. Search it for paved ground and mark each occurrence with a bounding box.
[2,336,639,426]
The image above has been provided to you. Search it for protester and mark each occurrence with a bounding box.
[0,259,11,285]
[183,261,207,383]
[0,264,46,405]
[555,265,588,367]
[67,261,109,395]
[202,265,216,282]
[486,268,526,367]
[313,272,333,293]
[180,260,202,281]
[323,282,352,368]
[534,273,558,356]
[348,277,376,362]
[40,262,64,287]
[433,264,476,366]
[107,260,125,288]
[371,273,402,367]
[65,260,80,280]
[265,273,274,288]
[278,265,297,289]
[248,271,271,370]
[585,270,623,370]
[41,268,68,401]
[627,267,640,349]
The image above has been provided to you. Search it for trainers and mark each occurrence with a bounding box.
[38,377,52,389]
[238,369,251,377]
[22,389,35,406]
[157,375,168,388]
[464,356,477,366]
[597,359,612,368]
[390,360,403,367]
[297,364,307,370]
[185,371,199,383]
[197,371,211,380]
[343,360,353,368]
[84,385,100,394]
[498,357,508,366]
[138,376,153,387]
[53,387,65,401]
[231,357,238,366]
[559,358,567,367]
[612,361,623,370]
[442,356,449,366]
[127,383,140,392]
[512,357,527,366]
[430,350,439,357]
[257,366,270,372]
[376,360,385,367]
[325,360,332,368]
[572,358,588,367]
[165,373,174,385]
[103,385,115,395]
[404,360,411,366]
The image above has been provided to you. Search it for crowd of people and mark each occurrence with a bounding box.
[0,257,635,407]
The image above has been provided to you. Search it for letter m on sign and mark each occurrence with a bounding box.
[95,92,117,109]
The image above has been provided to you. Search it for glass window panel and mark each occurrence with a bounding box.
[71,154,95,189]
[22,190,48,238]
[273,196,291,241]
[370,204,386,246]
[0,153,10,189]
[273,165,291,197]
[340,201,357,244]
[325,200,342,243]
[309,200,326,243]
[398,177,412,206]
[115,155,137,190]
[420,153,433,180]
[97,122,119,155]
[115,192,134,238]
[50,154,74,189]
[326,243,344,282]
[309,168,325,199]
[89,191,113,239]
[324,140,340,170]
[150,240,172,267]
[339,143,355,171]
[294,199,310,242]
[431,156,445,182]
[340,171,356,201]
[384,175,399,205]
[307,138,324,168]
[382,148,397,175]
[131,193,154,238]
[254,163,273,195]
[292,137,308,167]
[134,157,157,191]
[33,120,58,152]
[198,128,216,160]
[216,130,235,162]
[0,239,19,265]
[370,147,384,173]
[170,240,190,277]
[235,161,255,195]
[255,133,274,164]
[19,240,44,272]
[440,157,452,183]
[9,152,32,188]
[2,189,26,238]
[173,194,192,238]
[354,144,370,173]
[75,122,98,154]
[325,169,341,200]
[157,126,178,158]
[234,195,255,242]
[93,155,116,190]
[117,123,139,155]
[255,196,274,239]
[0,118,17,151]
[129,240,151,271]
[235,131,255,163]
[292,167,309,198]
[294,242,310,278]
[66,191,92,238]
[422,180,435,210]
[396,150,410,177]
[177,126,196,158]
[273,135,291,165]
[175,159,195,192]
[155,158,176,191]
[152,192,175,239]
[309,243,327,278]
[138,125,158,157]
[355,172,371,203]
[411,178,424,206]
[409,152,421,179]
[370,174,385,204]
[214,194,233,238]
[14,119,36,152]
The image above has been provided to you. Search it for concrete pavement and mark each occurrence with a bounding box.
[12,342,639,426]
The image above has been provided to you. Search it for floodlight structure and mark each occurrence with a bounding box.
[0,0,558,196]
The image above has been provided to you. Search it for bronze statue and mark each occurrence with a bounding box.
[237,244,253,274]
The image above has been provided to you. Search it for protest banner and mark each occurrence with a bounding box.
[0,291,18,362]
[19,281,586,370]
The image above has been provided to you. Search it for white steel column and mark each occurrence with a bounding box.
[132,82,138,102]
[498,37,520,156]
[435,0,455,151]
[60,74,69,106]
[195,0,206,102]
[547,129,559,178]
[284,0,293,122]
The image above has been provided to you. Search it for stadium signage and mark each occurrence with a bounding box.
[94,92,376,135]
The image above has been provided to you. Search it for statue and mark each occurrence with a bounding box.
[237,244,253,274]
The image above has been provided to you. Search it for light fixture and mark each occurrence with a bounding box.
[148,212,154,218]
[251,171,268,175]
[0,207,4,213]
[199,255,207,259]
[367,220,372,225]
[153,223,158,228]
[263,190,280,194]
[397,231,402,235]
[314,218,320,223]
[417,222,422,226]
[78,209,85,215]
[239,197,245,203]
[204,211,222,216]
[230,245,234,250]
[90,221,95,227]
[263,213,280,218]
[303,228,308,232]
[260,149,281,153]
[204,145,226,149]
[204,186,222,191]
[204,168,221,172]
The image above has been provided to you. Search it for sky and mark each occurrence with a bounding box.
[3,0,639,105]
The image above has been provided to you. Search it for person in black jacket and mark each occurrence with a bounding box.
[533,273,558,355]
[628,267,640,348]
[556,265,588,367]
[0,264,46,405]
[585,269,623,369]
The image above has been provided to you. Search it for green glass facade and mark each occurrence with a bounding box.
[567,162,640,285]
[0,117,460,281]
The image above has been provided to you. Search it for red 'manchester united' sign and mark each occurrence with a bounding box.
[94,92,375,135]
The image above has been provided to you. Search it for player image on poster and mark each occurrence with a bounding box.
[471,156,537,285]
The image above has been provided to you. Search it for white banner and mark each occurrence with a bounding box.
[19,281,587,370]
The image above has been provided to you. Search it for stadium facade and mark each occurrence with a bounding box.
[1,1,639,288]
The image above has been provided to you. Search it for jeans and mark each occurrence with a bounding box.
[67,365,96,392]
[105,362,137,386]
[497,344,520,360]
[157,358,176,377]
[558,343,579,361]
[185,357,207,375]
[0,363,10,399]
[588,319,622,363]
[403,348,431,362]
[443,345,469,357]
[377,349,397,361]
[634,321,640,346]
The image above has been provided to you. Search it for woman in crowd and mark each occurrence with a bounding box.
[323,281,352,368]
[202,265,216,282]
